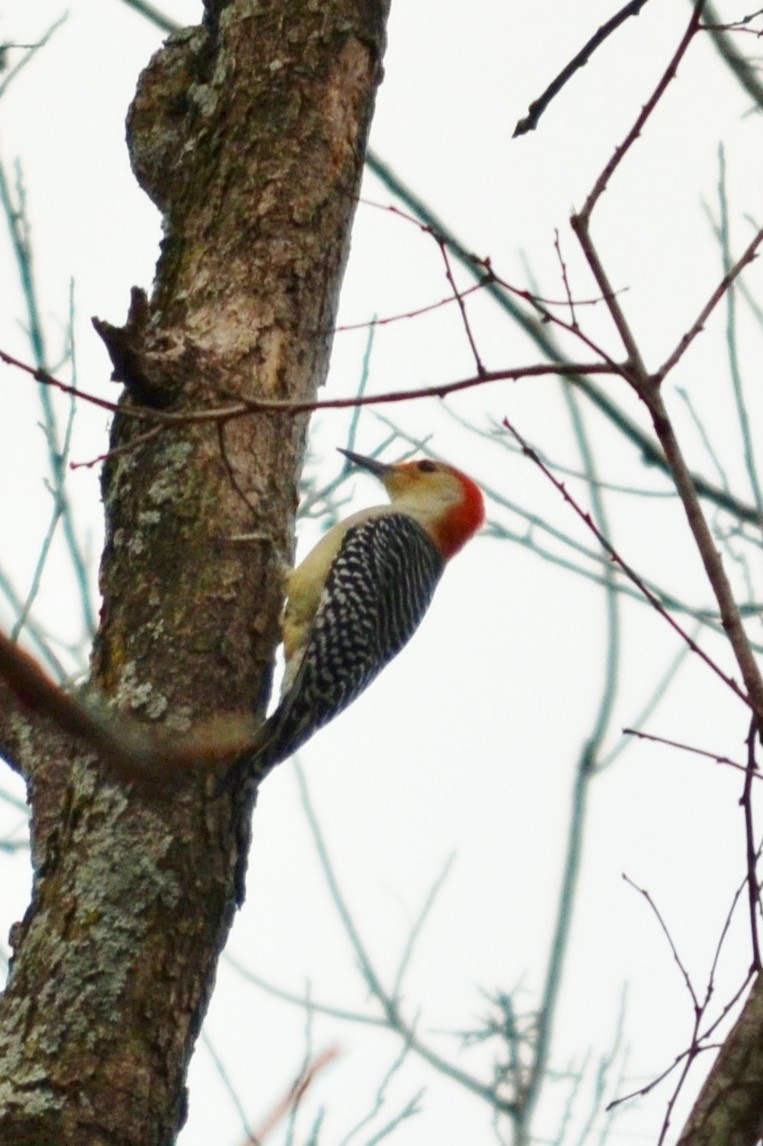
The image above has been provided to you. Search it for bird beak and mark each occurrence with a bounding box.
[337,448,393,478]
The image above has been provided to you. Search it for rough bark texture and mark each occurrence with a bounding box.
[0,1,389,1143]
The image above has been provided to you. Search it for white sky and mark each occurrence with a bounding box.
[2,2,763,1144]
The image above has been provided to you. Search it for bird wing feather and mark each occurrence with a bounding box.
[253,513,444,774]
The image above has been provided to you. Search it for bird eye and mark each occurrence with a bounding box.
[417,460,437,473]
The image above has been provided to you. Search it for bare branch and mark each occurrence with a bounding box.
[623,727,750,776]
[647,386,763,725]
[577,2,706,220]
[1,345,619,423]
[656,224,763,381]
[741,718,762,972]
[700,1,763,108]
[294,760,517,1116]
[676,974,763,1146]
[433,233,485,375]
[0,14,68,100]
[623,875,699,1010]
[513,1,652,137]
[503,416,753,710]
[365,152,763,526]
[249,1046,340,1145]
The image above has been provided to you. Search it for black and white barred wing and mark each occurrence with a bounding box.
[258,513,445,771]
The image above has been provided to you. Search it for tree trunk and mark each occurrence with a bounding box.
[0,1,389,1142]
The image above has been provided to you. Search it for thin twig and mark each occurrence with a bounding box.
[293,760,517,1115]
[503,416,753,711]
[432,233,485,375]
[0,14,68,99]
[610,881,756,1119]
[742,717,762,971]
[200,1029,256,1143]
[655,223,763,381]
[714,147,763,531]
[570,5,707,378]
[577,2,706,220]
[0,346,619,423]
[251,1046,340,1145]
[0,158,96,636]
[365,152,761,525]
[336,280,488,332]
[623,727,749,776]
[383,416,763,649]
[596,635,696,771]
[553,229,577,329]
[565,0,763,730]
[521,381,622,1131]
[69,424,163,470]
[700,1,763,108]
[391,851,456,1002]
[225,954,391,1028]
[513,1,653,137]
[621,874,705,1146]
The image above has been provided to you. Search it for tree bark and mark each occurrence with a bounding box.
[0,1,389,1142]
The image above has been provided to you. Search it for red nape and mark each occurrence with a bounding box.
[433,470,485,559]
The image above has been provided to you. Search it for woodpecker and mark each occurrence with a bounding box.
[247,448,485,777]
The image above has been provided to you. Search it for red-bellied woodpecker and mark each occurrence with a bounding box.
[248,448,485,777]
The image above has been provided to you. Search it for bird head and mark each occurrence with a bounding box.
[338,448,485,559]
